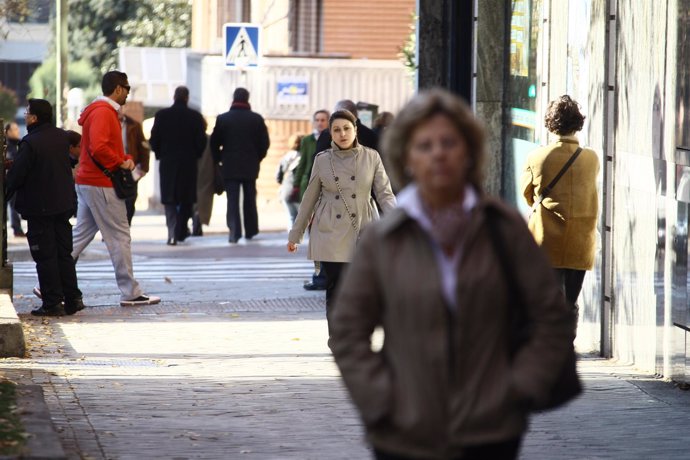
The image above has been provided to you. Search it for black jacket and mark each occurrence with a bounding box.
[150,101,207,204]
[7,122,75,217]
[210,105,270,180]
[315,119,379,157]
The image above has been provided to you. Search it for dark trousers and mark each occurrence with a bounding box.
[8,196,22,234]
[124,183,139,226]
[26,210,82,307]
[320,262,348,333]
[374,437,522,460]
[225,179,258,241]
[164,203,194,241]
[555,268,586,305]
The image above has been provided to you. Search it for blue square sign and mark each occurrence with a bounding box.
[223,23,260,68]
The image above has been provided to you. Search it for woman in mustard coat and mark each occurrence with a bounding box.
[521,95,600,306]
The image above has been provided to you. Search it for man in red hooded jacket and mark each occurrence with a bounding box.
[72,71,160,307]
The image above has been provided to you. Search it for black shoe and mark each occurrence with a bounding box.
[167,237,177,246]
[303,282,327,291]
[31,304,65,316]
[65,299,85,316]
[176,227,191,243]
[229,236,239,244]
[192,216,203,236]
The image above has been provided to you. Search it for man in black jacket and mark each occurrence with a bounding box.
[7,99,84,316]
[210,88,270,243]
[150,86,207,245]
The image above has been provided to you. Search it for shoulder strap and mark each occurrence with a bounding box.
[535,147,583,206]
[485,207,530,355]
[86,149,113,178]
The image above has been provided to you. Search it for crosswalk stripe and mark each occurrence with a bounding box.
[13,258,315,281]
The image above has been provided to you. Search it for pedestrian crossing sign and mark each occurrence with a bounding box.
[223,23,260,68]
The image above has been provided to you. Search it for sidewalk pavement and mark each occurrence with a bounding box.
[3,213,690,459]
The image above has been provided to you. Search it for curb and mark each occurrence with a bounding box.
[0,290,24,358]
[15,385,66,460]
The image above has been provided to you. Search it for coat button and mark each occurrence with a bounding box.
[335,195,340,200]
[336,214,342,219]
[351,194,356,199]
[351,213,356,218]
[335,176,339,181]
[351,176,355,180]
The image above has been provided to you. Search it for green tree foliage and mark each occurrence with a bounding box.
[0,84,18,123]
[0,0,29,39]
[68,0,192,74]
[28,58,99,107]
[399,13,417,75]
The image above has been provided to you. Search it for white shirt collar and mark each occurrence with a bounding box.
[94,95,121,111]
[397,183,478,231]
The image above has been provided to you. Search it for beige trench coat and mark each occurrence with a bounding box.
[330,198,574,459]
[288,142,396,262]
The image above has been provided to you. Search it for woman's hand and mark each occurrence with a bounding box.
[287,242,298,253]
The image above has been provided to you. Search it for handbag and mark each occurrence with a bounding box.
[530,147,583,216]
[486,207,582,411]
[86,150,137,200]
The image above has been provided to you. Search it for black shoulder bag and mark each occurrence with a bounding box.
[486,207,582,411]
[86,150,137,200]
[530,147,583,215]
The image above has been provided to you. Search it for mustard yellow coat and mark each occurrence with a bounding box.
[521,135,600,270]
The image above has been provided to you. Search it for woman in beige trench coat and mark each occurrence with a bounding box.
[287,109,396,330]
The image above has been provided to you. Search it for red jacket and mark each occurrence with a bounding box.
[77,99,132,187]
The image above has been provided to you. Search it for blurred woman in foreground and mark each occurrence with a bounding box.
[329,89,576,460]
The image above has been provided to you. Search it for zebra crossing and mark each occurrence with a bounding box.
[12,257,315,282]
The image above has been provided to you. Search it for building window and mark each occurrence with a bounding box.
[289,0,322,54]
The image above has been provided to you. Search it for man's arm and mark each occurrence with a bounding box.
[209,117,223,163]
[194,113,208,158]
[89,110,127,170]
[6,140,35,199]
[257,118,270,161]
[149,113,162,161]
[133,121,151,172]
[291,137,310,188]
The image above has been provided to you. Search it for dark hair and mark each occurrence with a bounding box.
[233,87,250,103]
[101,71,129,96]
[544,95,585,135]
[374,111,394,129]
[289,134,303,151]
[329,110,357,129]
[27,98,53,124]
[4,122,14,134]
[382,88,486,191]
[313,109,329,120]
[174,86,189,102]
[65,130,81,147]
[334,100,357,117]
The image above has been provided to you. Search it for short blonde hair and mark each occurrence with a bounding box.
[382,88,486,191]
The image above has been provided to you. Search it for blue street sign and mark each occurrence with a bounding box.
[223,23,260,68]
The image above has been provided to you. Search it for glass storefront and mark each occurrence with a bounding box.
[506,0,542,215]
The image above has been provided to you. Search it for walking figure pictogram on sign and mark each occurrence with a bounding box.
[224,23,260,68]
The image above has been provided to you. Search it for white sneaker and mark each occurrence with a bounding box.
[120,295,161,307]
